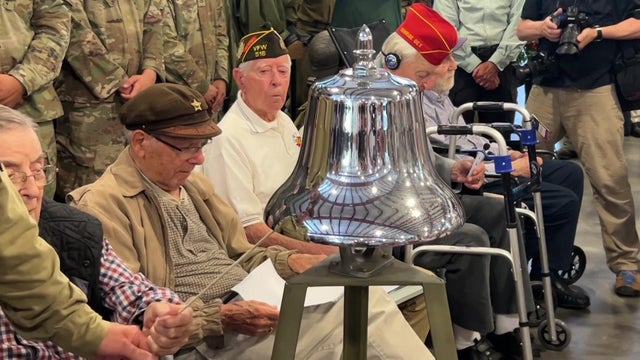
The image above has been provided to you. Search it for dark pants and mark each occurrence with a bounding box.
[449,45,519,124]
[412,195,533,334]
[413,222,493,333]
[484,159,584,277]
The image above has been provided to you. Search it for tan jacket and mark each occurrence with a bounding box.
[0,167,107,357]
[68,149,295,338]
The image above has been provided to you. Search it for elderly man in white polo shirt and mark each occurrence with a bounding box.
[202,23,433,344]
[202,25,335,257]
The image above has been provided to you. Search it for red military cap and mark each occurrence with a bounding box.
[396,4,465,65]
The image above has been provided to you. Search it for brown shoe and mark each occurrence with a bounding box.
[615,270,640,297]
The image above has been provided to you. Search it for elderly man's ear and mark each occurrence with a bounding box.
[232,68,245,91]
[129,130,148,155]
[418,76,434,92]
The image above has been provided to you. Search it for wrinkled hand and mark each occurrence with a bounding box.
[287,253,326,273]
[220,300,279,336]
[203,84,218,109]
[203,80,227,112]
[511,155,543,177]
[0,74,25,108]
[120,70,157,100]
[451,159,485,190]
[211,80,226,112]
[143,302,196,356]
[541,8,563,42]
[482,76,500,90]
[319,244,339,256]
[509,150,527,161]
[472,62,500,90]
[94,323,157,360]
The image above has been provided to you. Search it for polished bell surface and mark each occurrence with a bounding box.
[265,25,464,247]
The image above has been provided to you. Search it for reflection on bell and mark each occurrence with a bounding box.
[265,25,464,248]
[270,25,459,359]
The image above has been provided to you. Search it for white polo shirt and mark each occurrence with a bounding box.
[202,92,302,226]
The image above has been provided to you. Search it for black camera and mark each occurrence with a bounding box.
[513,43,555,82]
[514,51,554,81]
[550,6,590,55]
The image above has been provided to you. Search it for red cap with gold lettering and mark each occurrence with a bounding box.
[396,4,465,65]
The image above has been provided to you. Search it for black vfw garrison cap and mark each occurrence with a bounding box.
[237,23,289,64]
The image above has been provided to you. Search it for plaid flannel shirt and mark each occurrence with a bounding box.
[0,239,180,359]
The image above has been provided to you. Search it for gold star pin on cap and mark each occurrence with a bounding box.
[191,99,203,111]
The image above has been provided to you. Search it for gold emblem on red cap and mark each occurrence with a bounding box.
[191,99,203,111]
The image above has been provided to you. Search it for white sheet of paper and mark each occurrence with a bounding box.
[231,260,399,309]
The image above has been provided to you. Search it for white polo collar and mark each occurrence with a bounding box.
[236,91,282,134]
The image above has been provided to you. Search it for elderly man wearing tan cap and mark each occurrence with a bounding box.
[379,4,538,359]
[69,83,433,359]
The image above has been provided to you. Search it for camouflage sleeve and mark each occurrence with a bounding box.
[162,1,209,94]
[64,0,127,99]
[142,0,166,80]
[7,0,71,96]
[213,0,229,83]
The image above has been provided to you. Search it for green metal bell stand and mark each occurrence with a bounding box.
[271,246,456,359]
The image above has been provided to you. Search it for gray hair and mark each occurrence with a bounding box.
[0,105,38,132]
[123,128,133,145]
[377,32,422,68]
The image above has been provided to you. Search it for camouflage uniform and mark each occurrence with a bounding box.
[0,0,71,197]
[163,0,229,97]
[54,0,165,198]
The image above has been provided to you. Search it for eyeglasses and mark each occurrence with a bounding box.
[147,133,211,156]
[8,165,56,188]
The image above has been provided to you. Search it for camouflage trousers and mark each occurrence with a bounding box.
[35,120,57,198]
[55,100,125,199]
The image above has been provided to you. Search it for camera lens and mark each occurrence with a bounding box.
[556,24,580,55]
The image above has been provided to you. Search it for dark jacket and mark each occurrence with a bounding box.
[38,198,111,319]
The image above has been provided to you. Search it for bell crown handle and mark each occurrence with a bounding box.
[352,25,377,78]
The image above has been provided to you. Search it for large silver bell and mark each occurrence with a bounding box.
[265,25,464,249]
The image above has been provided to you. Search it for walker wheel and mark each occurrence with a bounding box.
[537,319,571,351]
[556,245,586,285]
[529,281,552,327]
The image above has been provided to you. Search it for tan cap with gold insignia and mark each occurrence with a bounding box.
[120,83,221,139]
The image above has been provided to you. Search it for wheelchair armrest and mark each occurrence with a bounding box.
[430,139,459,156]
[432,143,450,156]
